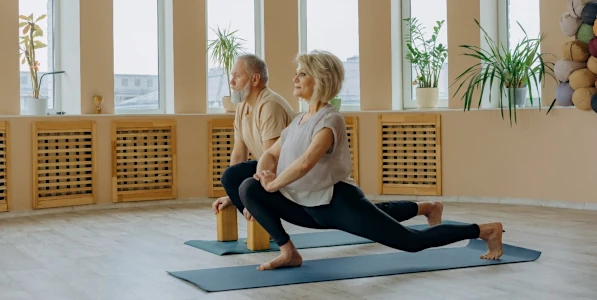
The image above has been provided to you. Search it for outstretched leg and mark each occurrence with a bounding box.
[307,182,503,259]
[375,200,443,226]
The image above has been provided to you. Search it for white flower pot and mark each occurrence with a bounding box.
[415,87,439,108]
[508,87,528,108]
[26,96,48,116]
[222,96,238,112]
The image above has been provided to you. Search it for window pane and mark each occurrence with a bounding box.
[207,0,256,109]
[305,0,360,108]
[19,0,55,111]
[508,0,541,101]
[113,0,160,111]
[409,0,448,101]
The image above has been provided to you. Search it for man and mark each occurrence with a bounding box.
[212,54,296,221]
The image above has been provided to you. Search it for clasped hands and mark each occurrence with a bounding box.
[253,169,278,193]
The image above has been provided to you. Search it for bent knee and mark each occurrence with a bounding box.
[238,178,264,204]
[221,163,250,188]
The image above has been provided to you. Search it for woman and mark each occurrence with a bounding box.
[238,50,504,271]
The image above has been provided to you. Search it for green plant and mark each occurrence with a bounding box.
[403,17,448,88]
[19,13,64,99]
[207,26,246,97]
[451,19,556,125]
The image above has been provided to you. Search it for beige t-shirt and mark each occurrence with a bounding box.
[234,87,296,159]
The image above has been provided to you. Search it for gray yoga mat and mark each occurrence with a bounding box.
[185,220,469,255]
[169,239,541,292]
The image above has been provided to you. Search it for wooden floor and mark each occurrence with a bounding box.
[0,201,596,300]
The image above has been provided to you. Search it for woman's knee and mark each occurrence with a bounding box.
[238,178,264,205]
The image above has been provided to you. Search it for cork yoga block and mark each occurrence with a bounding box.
[562,41,591,62]
[572,87,597,110]
[569,68,596,90]
[555,59,587,82]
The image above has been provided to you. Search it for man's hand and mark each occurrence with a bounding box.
[212,196,232,214]
[254,170,278,192]
[243,207,254,221]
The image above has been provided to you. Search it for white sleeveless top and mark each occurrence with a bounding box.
[276,104,356,207]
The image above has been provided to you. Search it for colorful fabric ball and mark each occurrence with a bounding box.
[578,23,596,43]
[572,87,596,110]
[554,59,587,82]
[556,82,575,106]
[561,12,583,37]
[582,1,597,25]
[569,0,592,18]
[562,40,591,62]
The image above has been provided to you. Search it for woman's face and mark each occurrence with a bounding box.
[293,64,315,100]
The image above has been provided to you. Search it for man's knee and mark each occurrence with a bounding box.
[238,178,263,205]
[221,163,252,189]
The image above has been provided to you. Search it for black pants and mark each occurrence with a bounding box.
[237,178,481,252]
[221,160,420,223]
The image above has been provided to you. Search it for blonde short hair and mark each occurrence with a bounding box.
[295,50,344,103]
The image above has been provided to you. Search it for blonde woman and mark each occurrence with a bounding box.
[238,50,504,271]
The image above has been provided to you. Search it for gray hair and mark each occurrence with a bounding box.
[237,54,269,86]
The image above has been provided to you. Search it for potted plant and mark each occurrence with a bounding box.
[19,13,64,115]
[330,95,342,111]
[403,17,448,108]
[207,26,246,112]
[451,19,556,125]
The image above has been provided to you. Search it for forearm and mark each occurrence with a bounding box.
[230,151,247,166]
[268,156,311,192]
[256,152,278,174]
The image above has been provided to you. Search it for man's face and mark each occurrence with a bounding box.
[230,60,251,104]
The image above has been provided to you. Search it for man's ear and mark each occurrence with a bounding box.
[252,73,261,86]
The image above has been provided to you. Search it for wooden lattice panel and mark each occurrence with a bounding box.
[378,114,442,195]
[112,120,177,202]
[32,121,97,209]
[208,118,235,198]
[344,116,359,185]
[0,122,8,212]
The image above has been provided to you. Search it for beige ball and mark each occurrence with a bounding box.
[587,56,597,74]
[562,40,591,62]
[569,68,596,89]
[572,87,596,110]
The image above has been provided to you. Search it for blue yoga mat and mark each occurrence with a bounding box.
[185,220,468,255]
[169,239,541,292]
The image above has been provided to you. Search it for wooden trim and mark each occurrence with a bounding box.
[207,118,235,198]
[111,119,177,202]
[378,114,442,196]
[344,116,359,185]
[0,121,8,212]
[32,120,97,209]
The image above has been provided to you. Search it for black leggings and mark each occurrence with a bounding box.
[221,160,420,223]
[238,178,481,252]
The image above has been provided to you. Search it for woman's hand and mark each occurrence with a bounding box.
[254,170,279,193]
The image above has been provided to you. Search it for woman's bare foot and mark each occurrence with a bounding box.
[257,240,303,271]
[426,201,443,226]
[478,222,503,260]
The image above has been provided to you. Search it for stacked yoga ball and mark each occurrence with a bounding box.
[558,0,597,111]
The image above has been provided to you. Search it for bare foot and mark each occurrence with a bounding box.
[478,222,504,260]
[257,241,303,271]
[426,201,443,226]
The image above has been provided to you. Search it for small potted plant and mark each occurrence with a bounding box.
[19,13,64,115]
[451,19,556,125]
[207,26,246,112]
[330,95,342,111]
[403,17,448,108]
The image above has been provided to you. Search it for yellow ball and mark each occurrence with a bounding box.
[572,87,596,110]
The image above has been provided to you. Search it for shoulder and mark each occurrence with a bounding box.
[321,107,345,128]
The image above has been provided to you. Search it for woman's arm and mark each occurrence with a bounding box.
[265,127,334,192]
[256,138,282,175]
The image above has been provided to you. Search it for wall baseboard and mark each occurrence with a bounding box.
[1,194,595,220]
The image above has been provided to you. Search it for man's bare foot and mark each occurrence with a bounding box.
[424,201,443,226]
[478,222,504,260]
[257,241,303,271]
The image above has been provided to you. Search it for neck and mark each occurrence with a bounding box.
[245,86,266,108]
[306,98,325,114]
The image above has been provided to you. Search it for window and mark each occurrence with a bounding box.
[299,0,360,111]
[503,0,541,105]
[19,0,57,114]
[206,0,258,110]
[113,0,165,113]
[401,0,448,109]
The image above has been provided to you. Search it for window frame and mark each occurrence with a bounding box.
[297,0,361,113]
[498,0,542,107]
[399,0,449,110]
[114,0,167,115]
[205,0,264,114]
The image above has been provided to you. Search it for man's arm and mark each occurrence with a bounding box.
[230,138,249,166]
[256,138,282,175]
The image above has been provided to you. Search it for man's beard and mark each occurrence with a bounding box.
[230,82,250,104]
